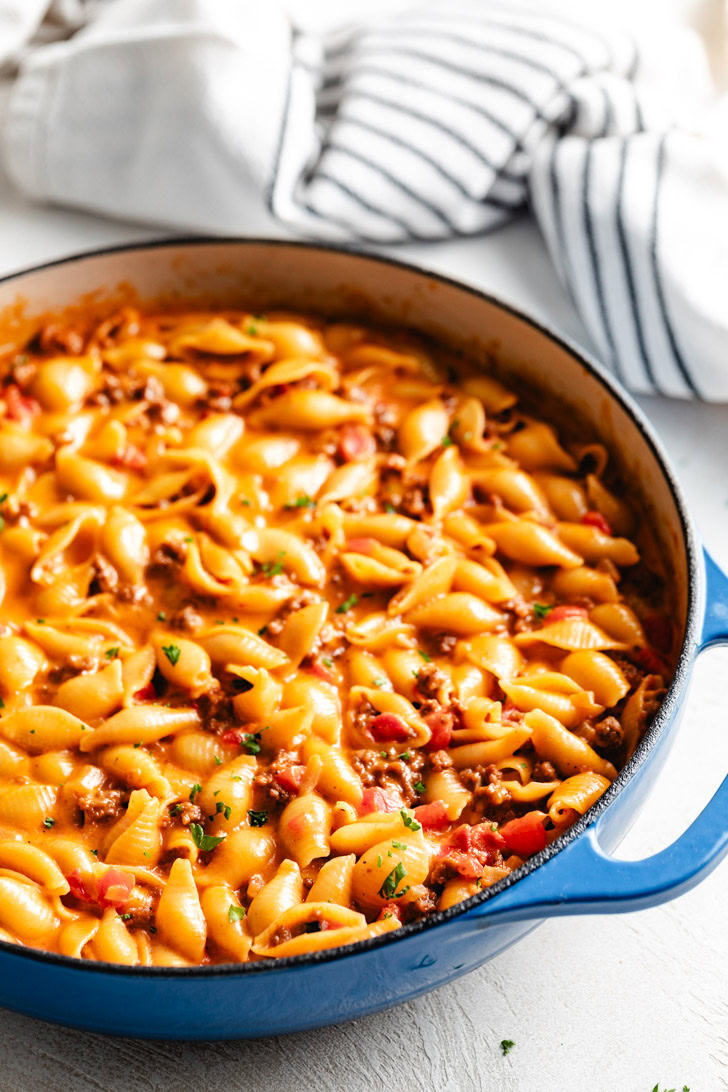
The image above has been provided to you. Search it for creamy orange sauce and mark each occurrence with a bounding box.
[0,306,672,965]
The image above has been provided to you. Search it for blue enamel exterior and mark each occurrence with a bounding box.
[0,243,727,1039]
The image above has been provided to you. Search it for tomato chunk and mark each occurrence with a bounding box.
[66,869,92,902]
[369,713,411,742]
[546,605,589,623]
[423,711,454,752]
[273,765,305,795]
[133,682,157,702]
[3,384,41,423]
[637,647,665,674]
[413,800,450,831]
[451,822,505,854]
[220,726,247,745]
[338,424,376,462]
[581,510,612,536]
[359,786,402,815]
[97,868,135,910]
[499,813,547,857]
[112,443,147,470]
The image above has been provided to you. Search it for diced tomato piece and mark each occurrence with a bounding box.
[369,713,411,742]
[581,510,612,536]
[97,868,135,910]
[450,822,505,854]
[133,682,157,702]
[3,384,40,423]
[66,869,92,902]
[359,787,402,815]
[643,613,673,654]
[499,813,547,857]
[309,661,336,684]
[220,727,247,745]
[344,537,377,555]
[112,443,147,470]
[637,647,666,674]
[423,711,454,752]
[377,903,402,922]
[338,424,376,462]
[273,765,305,795]
[438,848,483,880]
[547,605,589,623]
[413,800,450,831]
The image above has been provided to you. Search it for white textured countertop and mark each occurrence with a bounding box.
[1,125,728,1092]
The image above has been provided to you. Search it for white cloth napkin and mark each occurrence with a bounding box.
[2,0,727,400]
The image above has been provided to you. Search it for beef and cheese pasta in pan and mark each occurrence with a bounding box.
[0,307,674,965]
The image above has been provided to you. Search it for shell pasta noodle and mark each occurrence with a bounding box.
[0,305,675,965]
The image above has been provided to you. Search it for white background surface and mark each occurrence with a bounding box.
[1,3,728,1090]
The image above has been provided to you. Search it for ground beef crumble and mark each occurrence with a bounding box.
[76,787,127,823]
[350,748,426,807]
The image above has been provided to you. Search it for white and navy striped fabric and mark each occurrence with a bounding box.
[2,0,726,399]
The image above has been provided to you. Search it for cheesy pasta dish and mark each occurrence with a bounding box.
[0,306,673,965]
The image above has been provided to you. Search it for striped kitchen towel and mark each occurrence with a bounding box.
[2,0,727,399]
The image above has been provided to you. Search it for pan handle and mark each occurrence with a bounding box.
[466,547,728,926]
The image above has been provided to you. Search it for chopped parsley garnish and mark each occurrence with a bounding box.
[378,860,409,900]
[384,502,396,514]
[189,783,202,803]
[190,824,226,851]
[248,810,268,827]
[240,497,252,507]
[240,732,262,755]
[0,697,4,709]
[105,647,120,660]
[323,657,334,668]
[400,751,411,762]
[336,593,358,613]
[391,840,407,850]
[400,809,421,831]
[156,611,167,621]
[500,1040,515,1056]
[215,801,232,821]
[214,755,223,766]
[42,817,55,828]
[120,913,132,921]
[379,750,387,759]
[258,625,268,636]
[441,434,453,447]
[417,648,431,663]
[0,492,7,504]
[170,803,183,816]
[377,855,382,868]
[247,325,258,336]
[162,643,181,666]
[228,904,246,923]
[413,781,426,794]
[284,494,315,509]
[533,602,554,620]
[261,550,286,577]
[373,677,387,688]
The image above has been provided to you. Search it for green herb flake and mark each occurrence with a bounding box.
[378,860,409,900]
[170,803,183,816]
[248,810,268,827]
[105,647,120,660]
[190,824,226,852]
[0,492,8,504]
[377,855,382,868]
[143,851,150,858]
[120,913,132,921]
[323,657,334,668]
[384,502,396,514]
[379,750,387,759]
[417,648,431,663]
[258,625,268,637]
[413,781,426,795]
[336,593,358,614]
[400,751,411,762]
[400,809,421,832]
[133,740,143,749]
[184,536,193,543]
[500,1040,515,1056]
[42,817,55,829]
[214,755,223,766]
[240,498,252,507]
[391,840,407,850]
[228,904,246,923]
[91,849,98,857]
[156,611,167,621]
[533,602,554,620]
[189,783,202,803]
[240,732,261,755]
[373,677,387,688]
[215,801,232,821]
[0,697,4,709]
[230,774,243,782]
[247,325,258,337]
[261,550,286,577]
[162,643,181,666]
[284,494,315,510]
[441,434,453,447]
